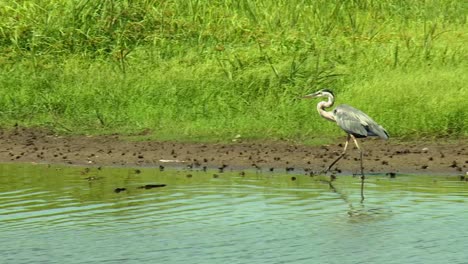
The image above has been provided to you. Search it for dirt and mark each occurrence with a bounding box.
[1,127,467,176]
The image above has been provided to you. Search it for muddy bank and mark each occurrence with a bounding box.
[0,128,467,175]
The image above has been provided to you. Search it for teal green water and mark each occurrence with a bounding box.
[0,164,467,264]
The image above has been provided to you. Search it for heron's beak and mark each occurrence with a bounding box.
[302,93,318,99]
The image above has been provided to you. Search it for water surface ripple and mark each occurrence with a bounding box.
[0,164,467,264]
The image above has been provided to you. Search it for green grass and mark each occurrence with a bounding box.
[0,0,467,142]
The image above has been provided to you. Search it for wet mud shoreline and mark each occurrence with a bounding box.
[0,128,467,176]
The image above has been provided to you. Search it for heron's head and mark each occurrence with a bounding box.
[302,89,334,99]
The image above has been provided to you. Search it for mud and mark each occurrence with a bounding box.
[0,127,467,176]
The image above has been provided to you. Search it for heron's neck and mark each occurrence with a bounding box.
[317,96,335,122]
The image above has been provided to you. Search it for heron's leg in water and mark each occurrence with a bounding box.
[324,134,350,173]
[350,135,365,202]
[350,135,364,177]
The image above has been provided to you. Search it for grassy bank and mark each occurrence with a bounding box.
[0,0,467,142]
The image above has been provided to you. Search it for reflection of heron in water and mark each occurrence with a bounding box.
[303,89,389,201]
[322,178,392,220]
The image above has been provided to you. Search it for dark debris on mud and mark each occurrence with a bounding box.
[0,127,467,176]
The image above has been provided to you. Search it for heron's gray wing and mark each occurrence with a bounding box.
[334,104,389,139]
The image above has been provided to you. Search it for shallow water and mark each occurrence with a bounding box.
[0,164,467,264]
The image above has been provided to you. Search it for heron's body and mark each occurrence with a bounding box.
[334,104,389,139]
[312,90,389,140]
[303,89,389,201]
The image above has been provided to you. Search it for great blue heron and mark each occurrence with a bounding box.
[303,89,389,197]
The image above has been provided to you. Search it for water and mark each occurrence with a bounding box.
[0,164,467,264]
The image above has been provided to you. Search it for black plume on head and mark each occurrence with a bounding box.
[321,89,334,97]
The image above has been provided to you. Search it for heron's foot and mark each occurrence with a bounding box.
[321,166,342,175]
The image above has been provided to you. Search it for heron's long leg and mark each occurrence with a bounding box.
[350,135,365,202]
[324,134,350,173]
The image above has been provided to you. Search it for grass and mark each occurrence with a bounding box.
[0,0,467,142]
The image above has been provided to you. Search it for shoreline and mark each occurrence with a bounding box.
[1,128,467,176]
